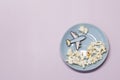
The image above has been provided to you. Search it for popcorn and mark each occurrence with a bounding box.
[66,41,107,68]
[79,26,88,34]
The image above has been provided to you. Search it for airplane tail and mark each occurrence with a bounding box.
[66,39,71,47]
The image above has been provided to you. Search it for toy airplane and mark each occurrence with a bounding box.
[66,31,86,50]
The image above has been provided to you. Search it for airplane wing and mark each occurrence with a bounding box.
[70,31,79,38]
[76,42,80,50]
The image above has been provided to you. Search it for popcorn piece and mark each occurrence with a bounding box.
[66,59,73,64]
[78,61,82,66]
[79,26,88,34]
[81,60,85,68]
[88,58,92,65]
[79,26,84,32]
[67,48,73,56]
[85,28,88,34]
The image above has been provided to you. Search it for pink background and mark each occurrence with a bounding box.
[0,0,120,80]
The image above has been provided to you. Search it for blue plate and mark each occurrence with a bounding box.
[60,23,109,72]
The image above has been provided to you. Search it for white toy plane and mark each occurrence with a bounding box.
[66,31,86,50]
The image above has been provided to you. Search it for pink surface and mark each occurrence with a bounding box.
[0,0,119,80]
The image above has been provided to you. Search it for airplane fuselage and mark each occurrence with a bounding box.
[71,35,86,43]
